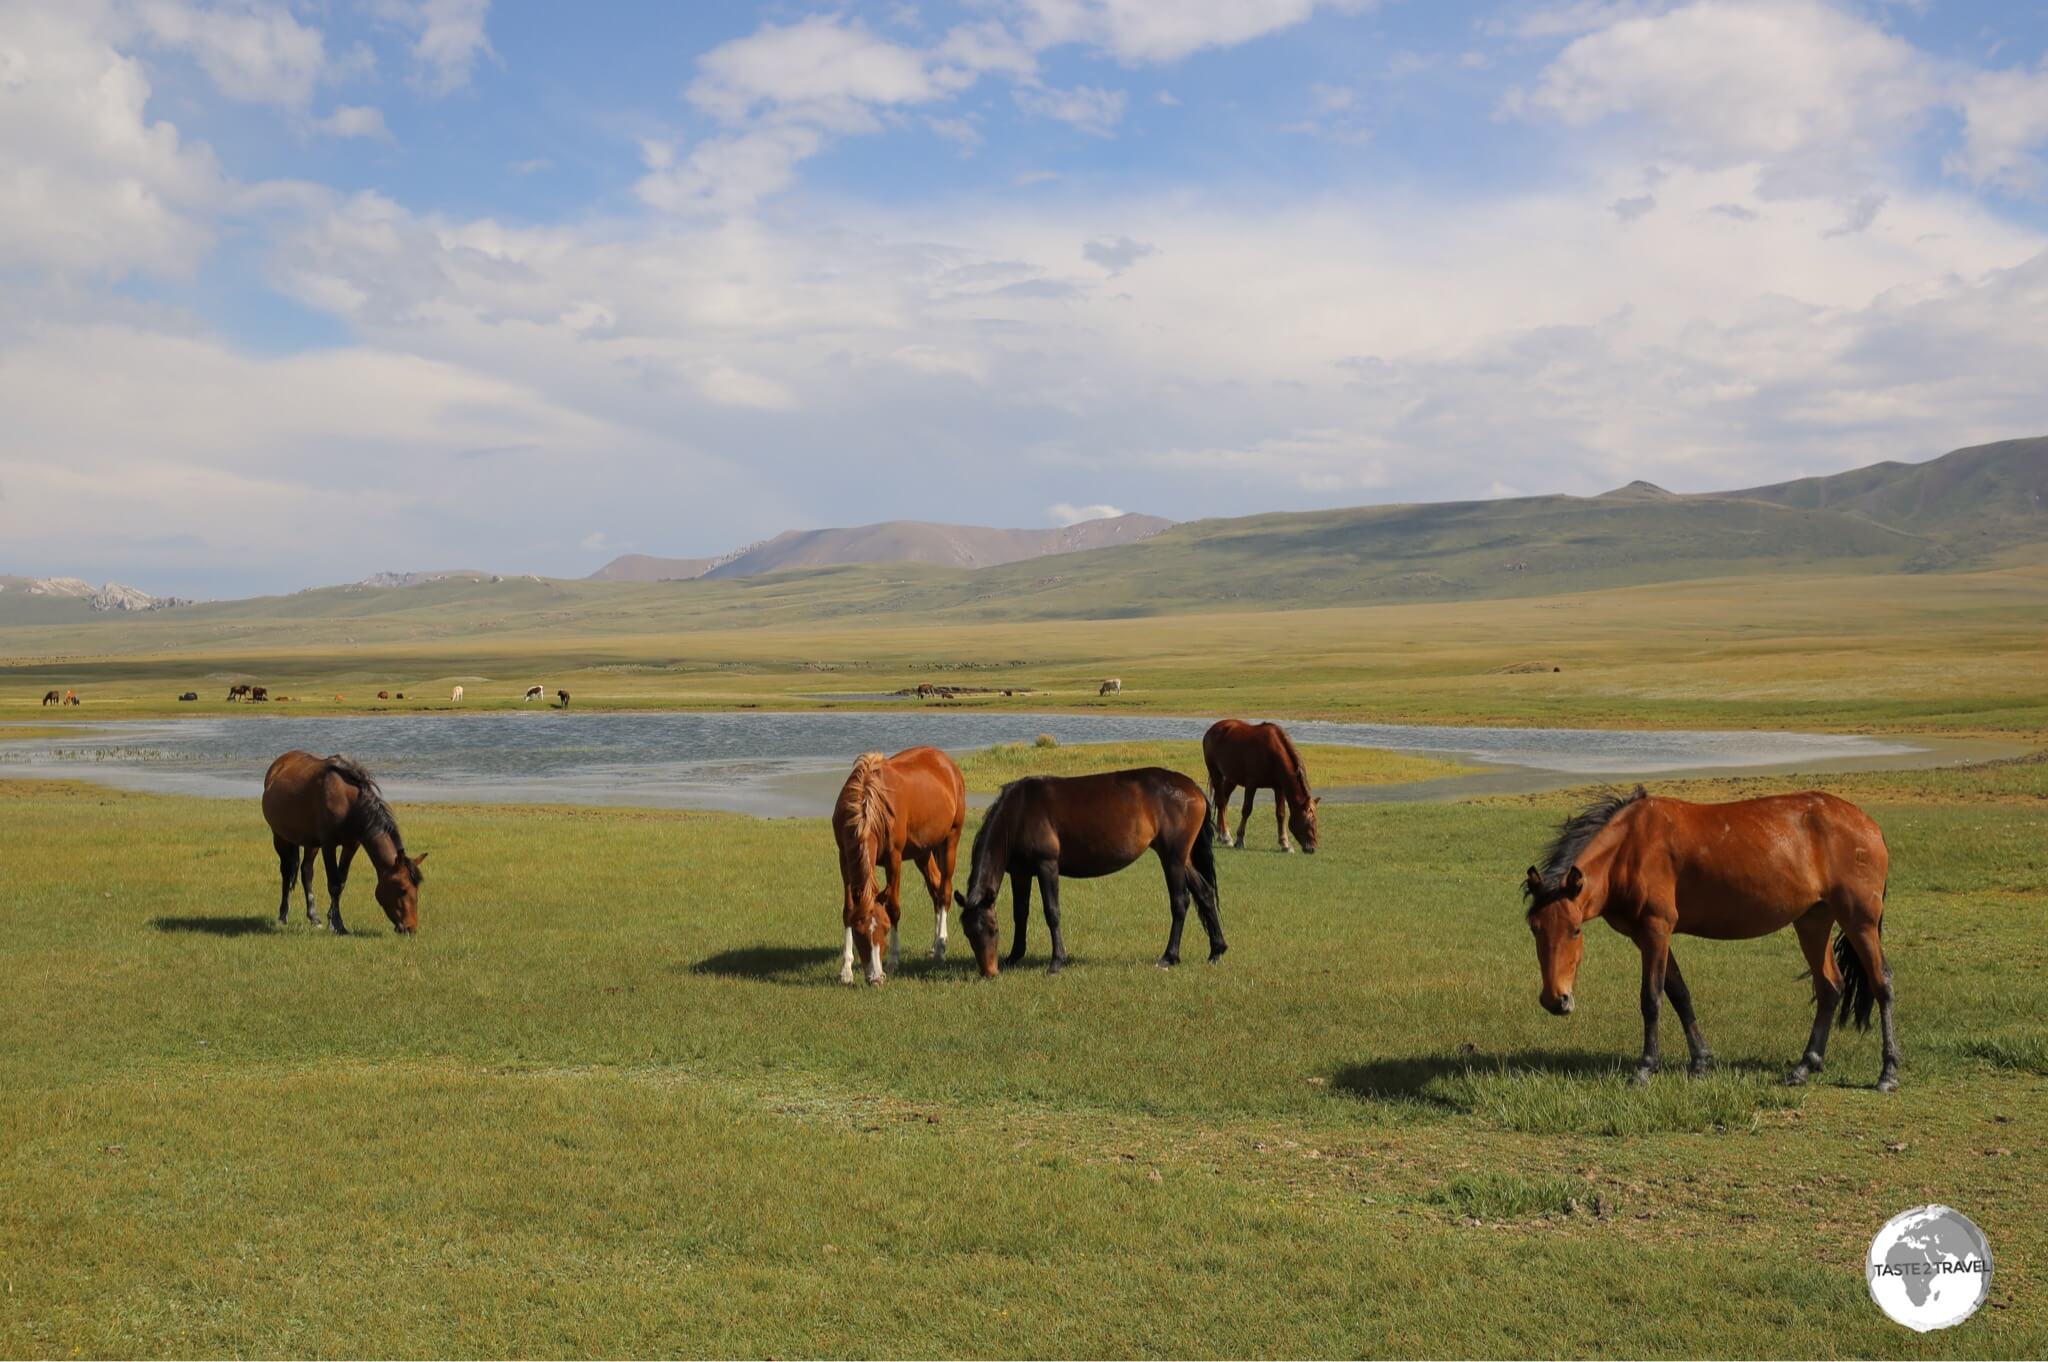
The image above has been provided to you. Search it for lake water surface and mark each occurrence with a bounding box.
[0,711,1989,816]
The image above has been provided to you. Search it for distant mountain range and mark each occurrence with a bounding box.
[5,439,2041,625]
[587,513,1175,582]
[0,576,190,613]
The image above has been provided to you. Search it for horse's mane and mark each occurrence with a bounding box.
[1270,724,1309,794]
[1526,785,1646,900]
[324,755,413,869]
[845,752,891,851]
[968,779,1028,890]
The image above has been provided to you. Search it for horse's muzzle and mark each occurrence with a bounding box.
[1542,992,1574,1016]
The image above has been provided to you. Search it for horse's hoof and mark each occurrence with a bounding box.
[1281,844,1294,854]
[838,972,856,985]
[1629,1067,1655,1088]
[1877,1074,1900,1094]
[1783,1068,1809,1087]
[1157,954,1179,969]
[1689,1055,1714,1078]
[1207,944,1228,963]
[1046,959,1065,976]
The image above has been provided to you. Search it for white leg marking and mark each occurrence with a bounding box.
[840,926,857,985]
[933,909,948,960]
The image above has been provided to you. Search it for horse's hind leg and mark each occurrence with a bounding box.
[1662,949,1714,1076]
[1843,907,1900,1092]
[1275,792,1291,853]
[1005,869,1032,966]
[1158,857,1191,968]
[916,849,949,961]
[1786,906,1841,1085]
[1234,787,1255,849]
[274,836,297,924]
[299,846,318,923]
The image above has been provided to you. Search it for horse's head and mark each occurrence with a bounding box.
[849,890,891,985]
[1523,864,1584,1015]
[1289,796,1321,853]
[953,887,1001,978]
[375,852,426,934]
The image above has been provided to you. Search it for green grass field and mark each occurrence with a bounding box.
[4,760,2044,1357]
[6,561,2047,735]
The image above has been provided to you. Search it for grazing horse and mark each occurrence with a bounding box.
[915,683,937,699]
[41,690,59,706]
[524,685,544,702]
[377,691,391,700]
[226,684,251,702]
[178,692,198,702]
[1098,678,1122,696]
[261,751,426,934]
[954,768,1221,975]
[556,689,570,708]
[451,685,464,703]
[1523,787,1898,1090]
[832,748,967,984]
[1203,718,1320,853]
[64,691,78,706]
[249,686,268,702]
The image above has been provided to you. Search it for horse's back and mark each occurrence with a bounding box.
[1010,767,1207,875]
[261,751,351,845]
[887,745,966,844]
[1203,719,1287,782]
[1640,792,1886,932]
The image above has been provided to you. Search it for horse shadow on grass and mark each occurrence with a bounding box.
[1331,1048,1786,1111]
[687,943,1056,986]
[151,914,276,937]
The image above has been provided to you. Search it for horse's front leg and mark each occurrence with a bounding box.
[882,847,903,975]
[320,843,348,935]
[1037,863,1067,974]
[1005,869,1031,966]
[1663,949,1713,1076]
[1632,928,1671,1085]
[1275,793,1291,853]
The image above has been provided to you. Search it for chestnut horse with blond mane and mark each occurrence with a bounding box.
[1203,719,1320,853]
[1523,786,1898,1090]
[833,747,967,984]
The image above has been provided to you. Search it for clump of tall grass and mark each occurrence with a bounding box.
[1428,1171,1602,1220]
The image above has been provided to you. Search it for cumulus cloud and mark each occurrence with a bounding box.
[1083,235,1155,272]
[127,0,332,107]
[366,0,492,94]
[1048,502,1129,525]
[1014,83,1127,134]
[315,105,392,140]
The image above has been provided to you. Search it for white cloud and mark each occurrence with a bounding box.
[367,0,492,94]
[315,104,392,140]
[1048,502,1129,525]
[1947,61,2048,193]
[128,0,331,107]
[1083,235,1155,272]
[1014,83,1127,135]
[688,15,967,120]
[0,2,223,276]
[1005,0,1345,64]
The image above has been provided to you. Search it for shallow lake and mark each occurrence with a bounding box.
[0,712,2004,816]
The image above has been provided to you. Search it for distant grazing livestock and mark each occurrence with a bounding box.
[65,691,79,706]
[377,691,391,700]
[1203,719,1320,854]
[226,684,251,702]
[1523,787,1898,1090]
[834,748,966,984]
[954,769,1221,976]
[41,690,59,706]
[523,685,544,702]
[1098,678,1122,697]
[451,686,464,703]
[179,692,198,702]
[395,692,405,700]
[262,751,425,935]
[556,689,570,708]
[916,683,937,699]
[249,687,269,702]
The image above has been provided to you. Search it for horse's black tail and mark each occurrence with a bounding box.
[1187,809,1219,914]
[1833,894,1884,1032]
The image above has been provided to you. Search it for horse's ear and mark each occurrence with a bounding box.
[954,891,967,909]
[1564,865,1584,896]
[413,852,429,866]
[1525,865,1543,889]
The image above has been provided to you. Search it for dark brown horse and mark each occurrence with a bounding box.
[954,768,1221,975]
[1203,718,1319,853]
[833,747,967,984]
[261,751,426,934]
[1523,787,1897,1089]
[41,690,59,706]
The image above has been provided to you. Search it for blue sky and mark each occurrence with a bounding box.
[3,0,2046,596]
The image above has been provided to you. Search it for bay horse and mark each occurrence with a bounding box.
[41,690,59,706]
[954,768,1221,976]
[1203,718,1320,853]
[833,747,966,985]
[261,751,426,934]
[1523,787,1897,1090]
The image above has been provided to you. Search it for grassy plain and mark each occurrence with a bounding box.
[3,762,2044,1357]
[3,561,2046,735]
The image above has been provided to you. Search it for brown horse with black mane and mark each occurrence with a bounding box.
[1523,786,1897,1090]
[833,747,967,984]
[261,751,426,934]
[1203,718,1319,853]
[954,768,1221,975]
